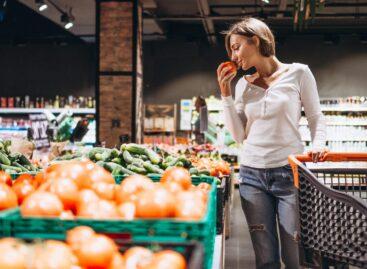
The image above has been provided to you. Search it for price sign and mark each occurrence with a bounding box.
[180,99,193,131]
[29,114,50,149]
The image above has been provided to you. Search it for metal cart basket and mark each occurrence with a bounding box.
[288,152,367,269]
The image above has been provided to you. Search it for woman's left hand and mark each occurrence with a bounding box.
[308,148,329,163]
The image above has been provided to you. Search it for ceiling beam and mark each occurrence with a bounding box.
[196,0,217,45]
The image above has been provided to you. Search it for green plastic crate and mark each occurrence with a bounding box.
[0,175,216,269]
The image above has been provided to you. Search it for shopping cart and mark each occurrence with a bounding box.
[288,153,367,269]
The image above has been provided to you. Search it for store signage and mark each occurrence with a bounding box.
[180,99,193,131]
[29,114,50,149]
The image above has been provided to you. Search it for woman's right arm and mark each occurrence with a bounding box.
[222,80,247,143]
[217,63,247,143]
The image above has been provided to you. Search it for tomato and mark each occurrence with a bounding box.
[124,247,153,269]
[14,174,36,187]
[34,172,46,187]
[174,191,206,220]
[92,182,115,200]
[66,226,96,252]
[0,171,12,186]
[161,167,192,190]
[108,252,126,269]
[77,199,119,220]
[135,184,175,218]
[59,210,75,220]
[0,183,18,210]
[76,189,100,213]
[162,181,183,194]
[31,240,79,269]
[48,178,79,211]
[74,234,118,269]
[12,180,35,204]
[197,182,211,192]
[147,250,186,269]
[20,191,64,217]
[115,175,154,204]
[222,61,237,75]
[117,202,136,220]
[0,238,27,269]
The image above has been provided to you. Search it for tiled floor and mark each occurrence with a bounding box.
[224,189,256,269]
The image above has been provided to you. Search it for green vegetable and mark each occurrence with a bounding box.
[88,147,106,160]
[175,161,184,167]
[144,148,162,165]
[0,164,22,173]
[111,158,122,165]
[13,162,29,172]
[0,152,11,166]
[110,149,120,158]
[143,162,164,174]
[122,150,134,164]
[127,164,147,174]
[198,169,210,176]
[189,167,199,175]
[125,144,146,155]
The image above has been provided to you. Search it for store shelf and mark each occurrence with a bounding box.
[0,108,95,114]
[0,127,27,131]
[319,106,367,112]
[302,139,367,142]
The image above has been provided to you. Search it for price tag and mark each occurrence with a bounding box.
[29,114,50,149]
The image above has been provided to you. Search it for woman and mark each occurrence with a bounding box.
[217,18,327,269]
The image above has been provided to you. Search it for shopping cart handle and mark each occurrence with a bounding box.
[294,152,367,162]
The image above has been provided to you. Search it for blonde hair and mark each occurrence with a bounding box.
[223,17,275,58]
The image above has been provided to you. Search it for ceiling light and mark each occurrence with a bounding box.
[262,0,270,3]
[61,12,74,29]
[36,0,48,12]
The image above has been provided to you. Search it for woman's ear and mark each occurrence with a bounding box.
[252,36,260,48]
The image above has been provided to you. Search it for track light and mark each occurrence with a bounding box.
[35,0,47,12]
[61,12,74,29]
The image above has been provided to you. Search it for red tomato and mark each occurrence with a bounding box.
[48,178,79,211]
[74,234,118,269]
[161,167,192,190]
[20,191,63,217]
[91,182,116,200]
[0,183,18,210]
[0,238,27,269]
[115,175,154,204]
[124,247,153,269]
[174,191,206,220]
[135,184,175,218]
[117,202,136,220]
[12,181,35,204]
[108,252,126,269]
[66,226,96,252]
[147,250,186,269]
[0,171,12,186]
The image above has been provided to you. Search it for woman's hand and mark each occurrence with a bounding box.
[308,148,329,163]
[217,62,237,97]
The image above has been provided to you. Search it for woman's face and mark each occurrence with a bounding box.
[229,34,259,71]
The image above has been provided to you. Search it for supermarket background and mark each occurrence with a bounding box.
[0,0,366,269]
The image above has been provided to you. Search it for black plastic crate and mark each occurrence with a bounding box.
[216,178,226,234]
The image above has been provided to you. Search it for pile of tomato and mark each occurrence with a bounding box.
[0,160,211,220]
[0,226,187,269]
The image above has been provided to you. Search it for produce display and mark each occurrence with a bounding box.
[0,139,38,174]
[53,143,225,178]
[0,226,187,269]
[0,160,211,221]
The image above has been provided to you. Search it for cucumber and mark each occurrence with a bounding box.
[189,167,199,175]
[143,162,164,174]
[198,169,210,176]
[127,164,147,174]
[88,147,106,160]
[0,152,11,166]
[125,143,146,155]
[100,150,112,161]
[0,164,22,173]
[18,154,32,166]
[104,162,135,176]
[110,148,120,159]
[165,156,174,162]
[111,158,122,164]
[122,150,134,164]
[132,158,145,168]
[13,162,29,172]
[94,153,103,161]
[95,161,106,167]
[175,161,184,167]
[144,148,162,165]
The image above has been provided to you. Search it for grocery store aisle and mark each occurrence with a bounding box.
[225,189,256,269]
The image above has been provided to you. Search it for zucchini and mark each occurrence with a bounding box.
[127,164,147,174]
[0,152,11,166]
[143,162,164,174]
[122,150,134,164]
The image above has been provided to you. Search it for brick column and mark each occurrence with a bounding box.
[96,0,143,147]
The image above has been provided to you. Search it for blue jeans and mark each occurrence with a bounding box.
[239,165,300,269]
